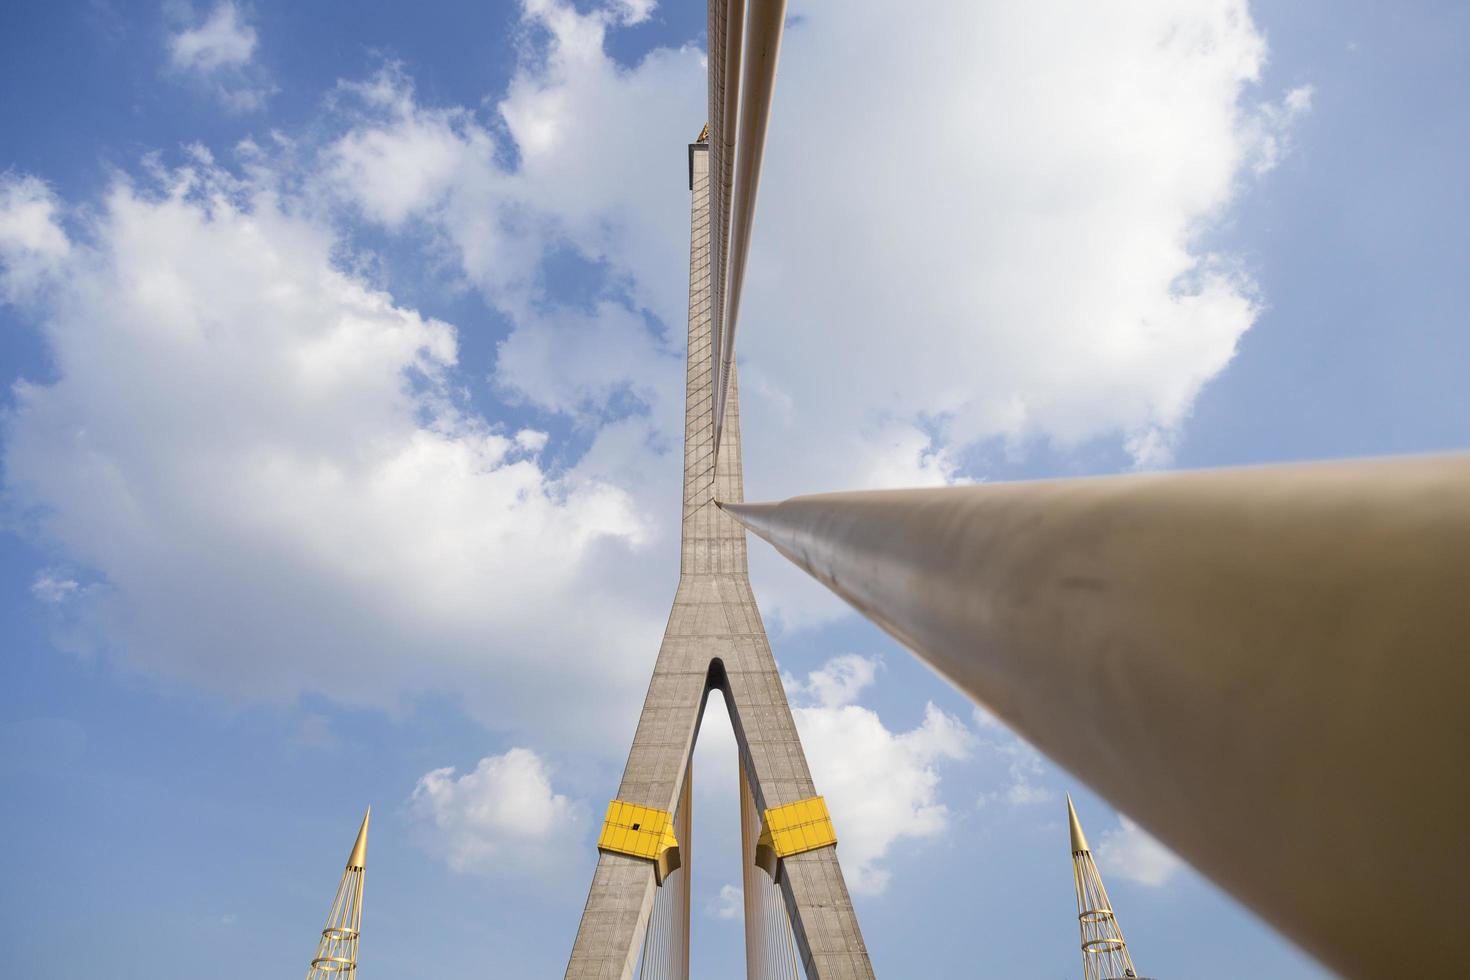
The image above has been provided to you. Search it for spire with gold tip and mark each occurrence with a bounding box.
[307,808,370,979]
[1067,795,1149,980]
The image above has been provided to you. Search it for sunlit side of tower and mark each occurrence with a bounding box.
[1068,796,1147,980]
[307,808,370,979]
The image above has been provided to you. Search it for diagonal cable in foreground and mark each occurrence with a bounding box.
[709,0,788,460]
[720,453,1470,979]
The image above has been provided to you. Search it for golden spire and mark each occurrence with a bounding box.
[307,808,370,979]
[1067,796,1144,980]
[1067,793,1090,854]
[346,807,370,871]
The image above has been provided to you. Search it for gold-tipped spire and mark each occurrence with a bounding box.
[1067,794,1090,855]
[1067,795,1144,980]
[307,808,370,979]
[346,807,370,871]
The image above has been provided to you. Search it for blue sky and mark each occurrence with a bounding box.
[1,1,1466,977]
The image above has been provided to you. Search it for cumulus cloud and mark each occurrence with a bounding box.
[796,653,878,709]
[612,0,658,26]
[1097,815,1185,887]
[167,2,273,111]
[0,162,661,742]
[168,2,256,71]
[317,38,695,491]
[972,706,1056,808]
[323,69,495,231]
[730,0,1307,482]
[410,748,584,876]
[323,5,703,330]
[786,656,973,894]
[0,176,69,302]
[1247,84,1316,175]
[708,882,742,921]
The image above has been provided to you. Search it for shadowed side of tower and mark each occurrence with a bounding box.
[562,139,875,980]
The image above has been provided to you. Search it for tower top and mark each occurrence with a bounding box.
[346,807,370,871]
[1067,794,1091,855]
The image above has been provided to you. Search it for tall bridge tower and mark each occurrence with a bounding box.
[562,134,876,980]
[1067,796,1149,980]
[306,808,370,980]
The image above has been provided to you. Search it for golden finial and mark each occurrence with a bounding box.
[697,123,710,143]
[346,807,370,871]
[1067,794,1090,855]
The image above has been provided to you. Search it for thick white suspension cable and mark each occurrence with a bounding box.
[706,0,742,424]
[636,891,651,979]
[741,770,761,977]
[721,454,1470,979]
[638,768,691,980]
[637,884,655,980]
[740,762,802,980]
[672,766,691,979]
[639,863,678,980]
[712,0,787,457]
[767,870,800,979]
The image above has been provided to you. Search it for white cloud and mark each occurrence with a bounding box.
[169,2,256,72]
[1096,816,1185,887]
[323,3,704,338]
[409,748,583,876]
[730,0,1302,482]
[613,0,657,26]
[799,652,878,709]
[788,657,973,894]
[324,69,494,231]
[1003,780,1054,807]
[167,2,273,111]
[709,882,742,921]
[972,706,1055,808]
[0,176,69,303]
[1248,84,1316,175]
[30,572,79,605]
[0,162,662,743]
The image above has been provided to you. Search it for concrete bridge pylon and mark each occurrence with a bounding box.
[562,137,876,980]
